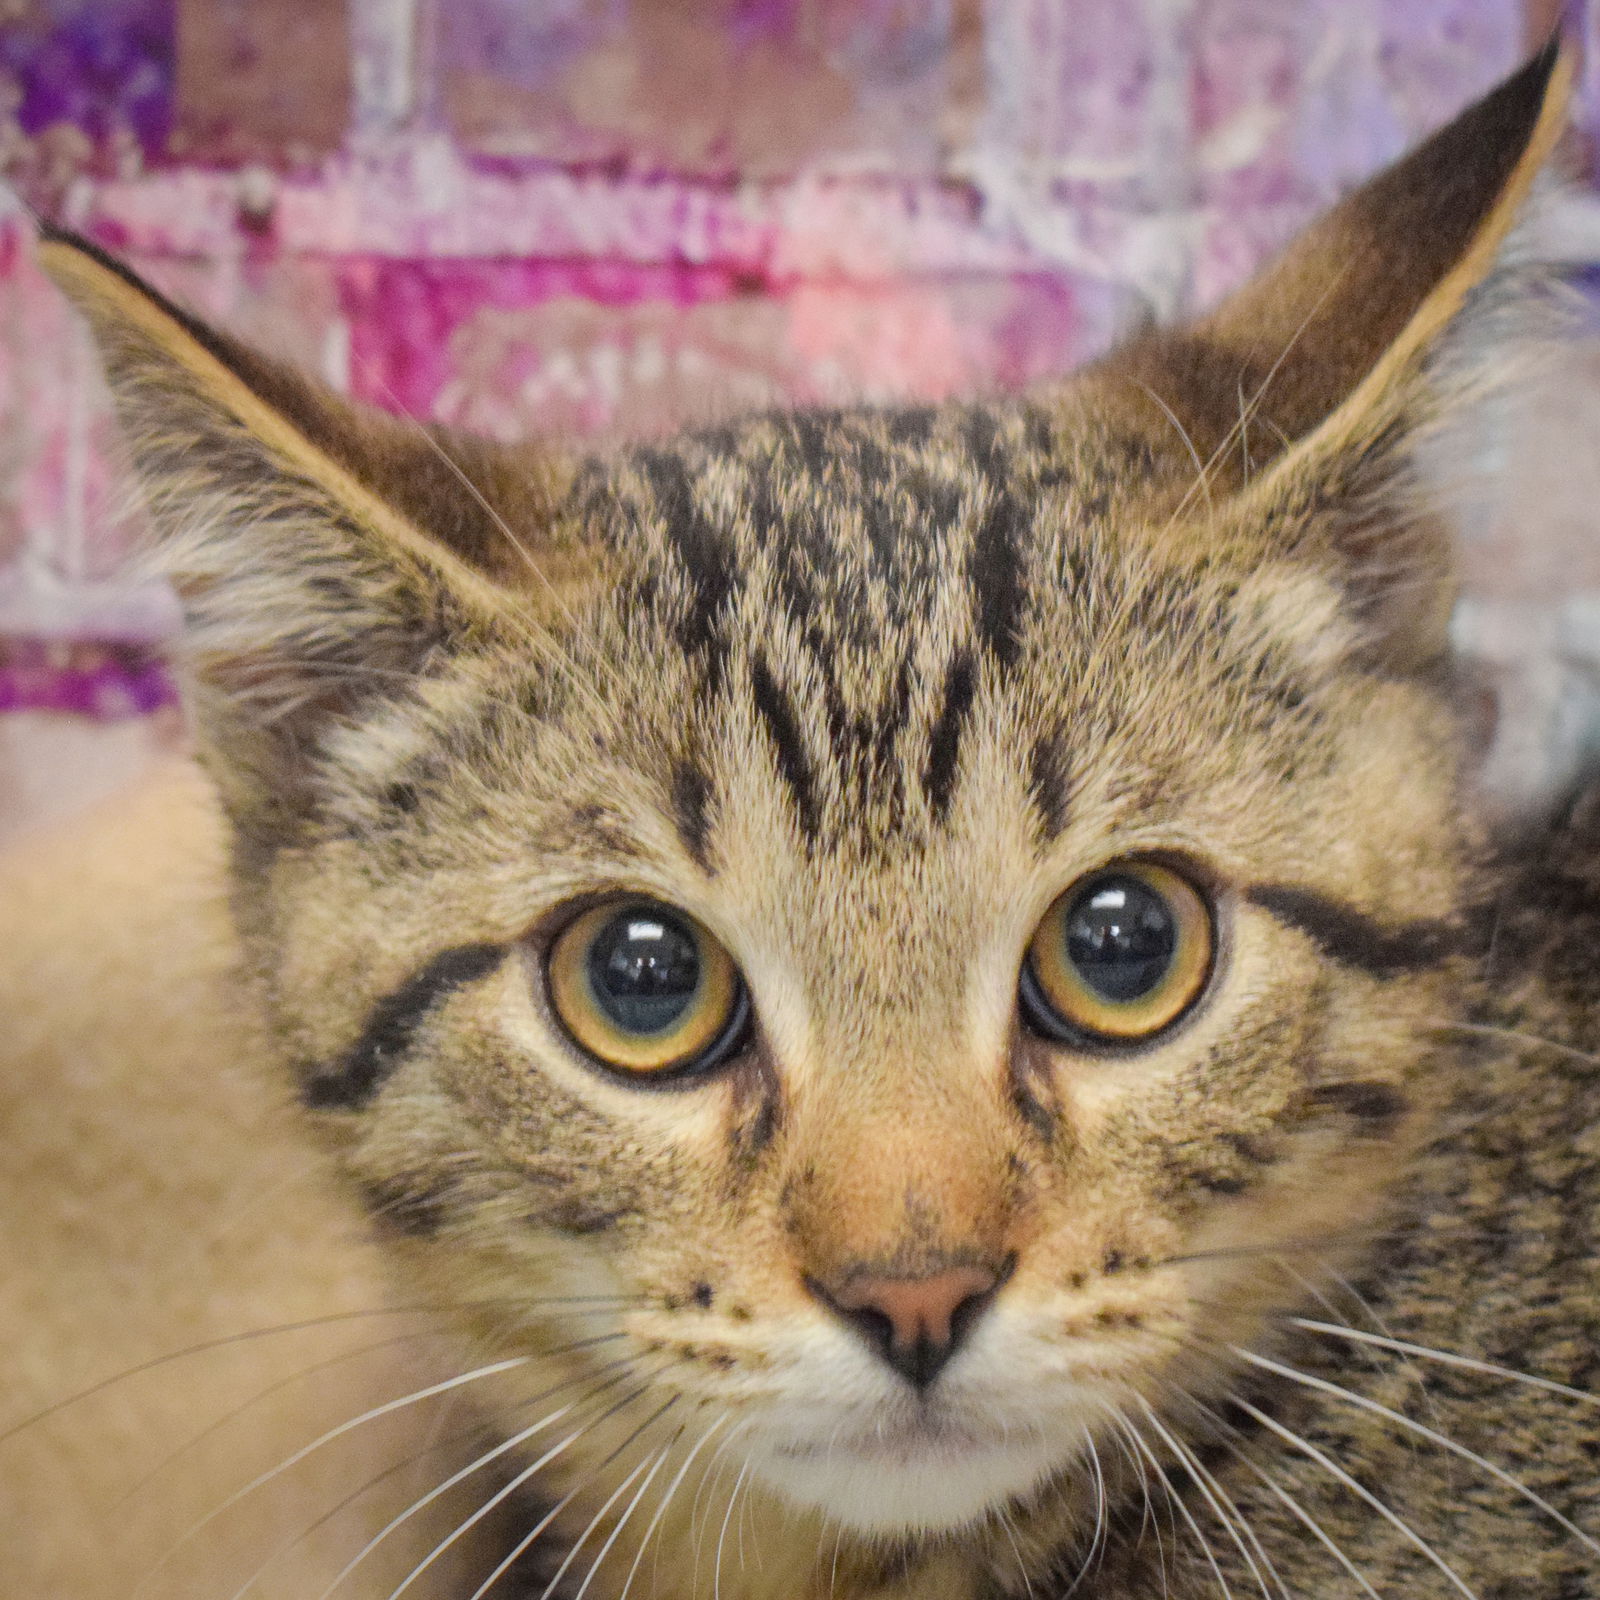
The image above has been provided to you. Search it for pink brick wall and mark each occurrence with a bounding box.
[2,0,1597,808]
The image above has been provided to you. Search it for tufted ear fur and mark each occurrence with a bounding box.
[37,231,586,837]
[1095,31,1578,671]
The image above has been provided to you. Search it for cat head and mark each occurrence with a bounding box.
[41,37,1573,1549]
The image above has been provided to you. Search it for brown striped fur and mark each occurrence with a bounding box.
[5,32,1599,1600]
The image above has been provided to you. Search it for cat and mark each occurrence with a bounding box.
[4,27,1599,1600]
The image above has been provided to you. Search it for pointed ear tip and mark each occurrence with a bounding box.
[32,226,122,306]
[1555,0,1586,50]
[1543,10,1582,98]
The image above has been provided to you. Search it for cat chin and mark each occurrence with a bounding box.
[748,1427,1071,1535]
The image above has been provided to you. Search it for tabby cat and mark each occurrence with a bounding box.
[5,29,1600,1600]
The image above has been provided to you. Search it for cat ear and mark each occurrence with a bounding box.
[37,231,582,833]
[1097,31,1577,669]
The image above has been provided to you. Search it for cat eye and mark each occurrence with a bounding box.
[546,899,750,1078]
[1020,861,1213,1045]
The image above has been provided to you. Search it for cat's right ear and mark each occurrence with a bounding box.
[1086,30,1576,671]
[37,231,586,836]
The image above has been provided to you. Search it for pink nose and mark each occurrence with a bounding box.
[811,1263,1004,1389]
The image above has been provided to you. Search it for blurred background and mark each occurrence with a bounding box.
[1,0,1598,841]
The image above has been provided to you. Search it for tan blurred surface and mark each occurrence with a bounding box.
[0,709,183,853]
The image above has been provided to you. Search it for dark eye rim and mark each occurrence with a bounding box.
[537,895,757,1088]
[1017,859,1221,1053]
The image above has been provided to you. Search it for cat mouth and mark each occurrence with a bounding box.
[775,1418,988,1464]
[756,1408,1071,1533]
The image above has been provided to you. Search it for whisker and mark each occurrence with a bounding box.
[1159,1226,1383,1270]
[1137,1398,1282,1600]
[360,373,578,627]
[1289,1318,1600,1407]
[1125,1414,1236,1599]
[713,1458,753,1600]
[562,1440,677,1600]
[1423,1017,1600,1069]
[306,1359,638,1600]
[1129,379,1214,511]
[1198,1416,1383,1600]
[354,371,633,732]
[459,1386,679,1600]
[1166,272,1345,529]
[1229,1395,1480,1599]
[738,1434,764,1574]
[228,1352,637,1598]
[616,1414,727,1600]
[1111,1417,1172,1599]
[688,1417,751,1584]
[116,1327,454,1513]
[1271,1256,1446,1445]
[1057,1420,1110,1600]
[1233,1343,1600,1559]
[385,1366,665,1600]
[1085,1424,1110,1579]
[129,1352,540,1597]
[313,1414,578,1600]
[0,1295,646,1448]
[220,1417,482,1600]
[996,1507,1037,1600]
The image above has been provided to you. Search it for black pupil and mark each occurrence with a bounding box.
[1065,875,1177,1003]
[587,909,702,1035]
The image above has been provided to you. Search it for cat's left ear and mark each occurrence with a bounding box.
[1094,29,1578,669]
[37,232,586,835]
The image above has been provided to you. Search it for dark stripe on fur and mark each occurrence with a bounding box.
[964,411,1028,668]
[638,449,739,658]
[671,759,715,871]
[924,652,976,820]
[303,944,507,1110]
[360,1175,451,1238]
[1247,884,1469,977]
[728,1052,785,1168]
[750,655,820,838]
[1028,731,1072,841]
[1307,1079,1410,1132]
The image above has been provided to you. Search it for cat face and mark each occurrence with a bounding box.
[39,31,1566,1557]
[242,397,1477,1536]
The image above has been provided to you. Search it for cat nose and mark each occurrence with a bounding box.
[808,1262,1006,1390]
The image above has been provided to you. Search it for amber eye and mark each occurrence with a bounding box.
[547,900,749,1077]
[1020,861,1213,1044]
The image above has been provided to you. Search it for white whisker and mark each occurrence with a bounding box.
[1112,1417,1172,1599]
[130,1355,532,1597]
[1230,1395,1480,1599]
[0,1295,643,1450]
[234,1354,635,1598]
[308,1398,592,1600]
[1274,1256,1446,1444]
[1130,379,1214,510]
[1232,1344,1600,1559]
[1126,1414,1236,1599]
[688,1417,750,1585]
[1424,1017,1600,1069]
[713,1458,752,1600]
[1202,1417,1383,1600]
[119,1327,461,1515]
[615,1414,727,1600]
[560,1445,673,1600]
[398,1379,669,1600]
[1058,1422,1110,1600]
[997,1508,1036,1600]
[1290,1318,1600,1407]
[1138,1398,1283,1600]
